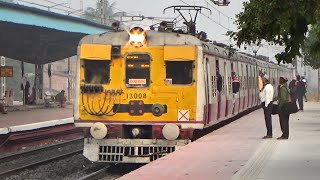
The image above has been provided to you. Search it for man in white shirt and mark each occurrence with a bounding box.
[261,75,274,139]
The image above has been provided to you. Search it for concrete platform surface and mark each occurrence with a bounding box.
[233,102,320,180]
[118,102,320,180]
[0,105,73,134]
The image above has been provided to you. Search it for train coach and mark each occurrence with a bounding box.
[74,25,293,163]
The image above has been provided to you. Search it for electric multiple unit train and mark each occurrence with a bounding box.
[73,24,293,163]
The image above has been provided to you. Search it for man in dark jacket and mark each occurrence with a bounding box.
[288,78,297,102]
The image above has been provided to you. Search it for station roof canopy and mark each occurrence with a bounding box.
[0,1,111,64]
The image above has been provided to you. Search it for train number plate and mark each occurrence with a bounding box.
[126,93,147,99]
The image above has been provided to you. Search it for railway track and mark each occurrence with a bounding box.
[79,166,112,180]
[0,138,83,179]
[0,123,83,154]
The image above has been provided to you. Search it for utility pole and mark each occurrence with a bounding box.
[48,63,52,90]
[100,0,107,24]
[21,60,25,106]
[0,56,5,99]
[68,58,70,101]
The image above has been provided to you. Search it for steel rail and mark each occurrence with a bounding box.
[0,138,83,164]
[0,149,83,178]
[78,166,112,180]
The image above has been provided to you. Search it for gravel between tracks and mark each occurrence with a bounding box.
[3,142,143,180]
[0,140,82,174]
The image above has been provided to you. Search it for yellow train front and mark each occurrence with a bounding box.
[74,27,205,163]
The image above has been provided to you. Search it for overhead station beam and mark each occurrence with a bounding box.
[0,1,111,64]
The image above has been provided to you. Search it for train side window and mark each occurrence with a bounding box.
[84,60,110,84]
[165,61,193,85]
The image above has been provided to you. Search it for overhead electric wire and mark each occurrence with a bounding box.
[178,0,229,30]
[203,0,234,20]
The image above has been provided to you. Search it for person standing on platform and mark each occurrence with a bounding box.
[278,77,290,140]
[296,75,305,111]
[261,75,274,139]
[25,80,30,105]
[21,79,30,105]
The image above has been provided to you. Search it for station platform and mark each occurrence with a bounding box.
[0,105,73,135]
[119,102,320,180]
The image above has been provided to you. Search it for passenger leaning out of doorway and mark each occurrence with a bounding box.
[258,71,264,92]
[260,75,274,139]
[258,71,264,104]
[231,72,240,114]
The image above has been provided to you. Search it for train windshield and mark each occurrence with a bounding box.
[165,61,193,85]
[125,54,150,88]
[84,60,110,84]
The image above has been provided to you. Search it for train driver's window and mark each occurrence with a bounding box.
[84,60,110,84]
[165,61,193,85]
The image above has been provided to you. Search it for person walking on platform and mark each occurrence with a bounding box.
[288,77,297,103]
[302,76,307,102]
[296,75,305,111]
[278,77,290,140]
[261,75,274,139]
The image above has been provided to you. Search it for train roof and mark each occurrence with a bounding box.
[79,30,202,46]
[202,41,289,69]
[79,30,289,70]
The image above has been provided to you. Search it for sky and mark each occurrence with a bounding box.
[13,0,284,61]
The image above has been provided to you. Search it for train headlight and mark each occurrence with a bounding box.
[131,128,141,138]
[129,27,146,48]
[162,124,179,140]
[90,122,108,139]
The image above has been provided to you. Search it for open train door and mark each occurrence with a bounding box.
[238,62,245,112]
[231,61,240,115]
[225,61,233,117]
[247,65,252,107]
[216,58,227,120]
[204,57,210,125]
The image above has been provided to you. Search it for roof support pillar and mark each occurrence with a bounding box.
[34,62,44,104]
